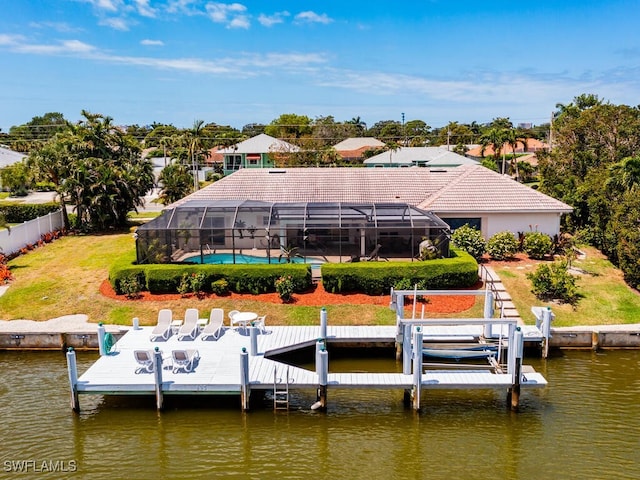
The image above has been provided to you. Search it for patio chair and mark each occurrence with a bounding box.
[177,308,199,340]
[201,308,224,340]
[228,310,240,326]
[253,314,267,334]
[134,350,154,374]
[172,349,200,373]
[365,244,382,261]
[149,309,173,341]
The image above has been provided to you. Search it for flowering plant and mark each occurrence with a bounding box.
[275,275,294,302]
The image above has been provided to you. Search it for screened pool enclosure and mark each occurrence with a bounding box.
[135,200,451,264]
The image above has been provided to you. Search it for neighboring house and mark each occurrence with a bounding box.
[363,147,479,169]
[170,164,572,239]
[466,138,549,159]
[218,133,299,175]
[0,146,26,168]
[332,137,386,162]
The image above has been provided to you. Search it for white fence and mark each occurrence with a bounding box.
[0,210,65,256]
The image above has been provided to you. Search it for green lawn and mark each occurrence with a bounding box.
[493,246,640,326]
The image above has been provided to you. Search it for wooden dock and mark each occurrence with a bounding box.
[70,322,547,411]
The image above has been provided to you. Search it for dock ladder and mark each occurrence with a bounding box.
[273,365,291,411]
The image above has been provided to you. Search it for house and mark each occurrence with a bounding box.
[135,165,572,262]
[363,147,479,169]
[218,134,299,175]
[466,138,549,159]
[332,137,386,162]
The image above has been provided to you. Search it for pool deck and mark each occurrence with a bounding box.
[75,324,547,401]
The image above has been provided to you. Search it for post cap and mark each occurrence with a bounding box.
[98,322,103,326]
[516,326,521,331]
[242,347,246,353]
[321,306,326,311]
[154,346,159,351]
[67,346,74,352]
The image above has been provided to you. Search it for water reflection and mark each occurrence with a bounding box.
[1,350,639,479]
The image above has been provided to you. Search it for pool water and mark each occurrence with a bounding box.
[193,252,324,267]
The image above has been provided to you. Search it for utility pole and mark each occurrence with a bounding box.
[401,112,406,146]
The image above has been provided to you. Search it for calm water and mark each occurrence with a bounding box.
[190,252,325,267]
[1,350,639,479]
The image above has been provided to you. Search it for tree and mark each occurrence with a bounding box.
[48,110,154,230]
[345,116,367,137]
[264,114,312,141]
[158,162,193,205]
[480,127,508,173]
[6,112,68,152]
[404,119,430,146]
[0,161,32,196]
[367,120,403,143]
[187,120,206,191]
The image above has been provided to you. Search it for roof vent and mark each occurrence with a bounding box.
[268,170,287,174]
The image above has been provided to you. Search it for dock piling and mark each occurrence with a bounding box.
[402,324,412,375]
[97,323,106,356]
[313,345,328,411]
[153,347,163,410]
[412,328,423,411]
[483,291,495,338]
[240,348,250,411]
[66,347,79,413]
[250,325,258,356]
[320,307,327,340]
[508,327,524,411]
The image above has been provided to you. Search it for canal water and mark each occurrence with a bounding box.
[1,350,639,479]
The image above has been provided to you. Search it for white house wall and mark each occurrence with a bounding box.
[438,212,562,239]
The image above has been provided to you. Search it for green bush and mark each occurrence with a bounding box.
[322,249,478,295]
[522,231,553,259]
[486,231,519,260]
[211,278,230,295]
[526,260,580,305]
[451,224,486,260]
[120,274,143,299]
[275,275,295,302]
[0,202,61,223]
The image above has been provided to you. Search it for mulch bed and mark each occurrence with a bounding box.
[99,280,476,314]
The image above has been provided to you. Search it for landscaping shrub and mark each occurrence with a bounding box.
[522,231,553,259]
[0,202,61,223]
[119,274,143,299]
[275,275,295,302]
[526,260,580,305]
[322,249,478,295]
[486,231,519,260]
[451,224,486,260]
[211,278,230,295]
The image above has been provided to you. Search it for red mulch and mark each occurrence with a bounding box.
[99,280,476,313]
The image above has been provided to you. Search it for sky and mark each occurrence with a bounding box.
[2,0,640,132]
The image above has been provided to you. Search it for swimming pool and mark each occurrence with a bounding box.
[190,252,325,267]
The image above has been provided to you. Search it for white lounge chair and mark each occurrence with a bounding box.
[177,308,199,340]
[253,314,267,334]
[134,350,154,373]
[149,309,172,341]
[201,308,224,340]
[172,349,200,373]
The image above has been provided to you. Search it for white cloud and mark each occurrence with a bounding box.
[166,0,200,15]
[28,21,84,33]
[133,0,157,18]
[100,17,130,30]
[205,2,250,28]
[258,11,290,27]
[141,39,164,46]
[80,0,121,12]
[294,11,333,25]
[0,34,23,46]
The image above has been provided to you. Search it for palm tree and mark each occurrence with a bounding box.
[187,120,205,191]
[480,128,508,174]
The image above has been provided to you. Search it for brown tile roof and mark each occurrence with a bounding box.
[466,138,549,157]
[171,166,572,214]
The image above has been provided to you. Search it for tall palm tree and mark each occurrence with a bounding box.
[480,128,508,174]
[187,120,205,191]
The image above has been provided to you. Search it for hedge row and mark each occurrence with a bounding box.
[0,202,61,223]
[321,249,479,295]
[109,259,312,295]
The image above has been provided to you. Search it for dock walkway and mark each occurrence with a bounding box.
[75,324,546,401]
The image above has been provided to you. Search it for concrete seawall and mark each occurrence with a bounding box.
[550,325,640,349]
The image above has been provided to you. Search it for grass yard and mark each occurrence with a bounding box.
[493,246,640,327]
[0,232,399,326]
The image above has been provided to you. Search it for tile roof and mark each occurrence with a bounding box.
[332,137,386,151]
[171,165,572,214]
[363,147,478,166]
[218,133,299,154]
[418,165,572,213]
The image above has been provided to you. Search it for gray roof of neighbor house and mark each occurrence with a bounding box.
[0,146,27,168]
[170,165,572,214]
[218,133,299,154]
[333,137,386,151]
[364,147,478,167]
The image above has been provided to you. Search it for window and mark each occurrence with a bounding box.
[225,155,242,171]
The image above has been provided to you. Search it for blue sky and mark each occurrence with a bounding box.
[2,0,639,131]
